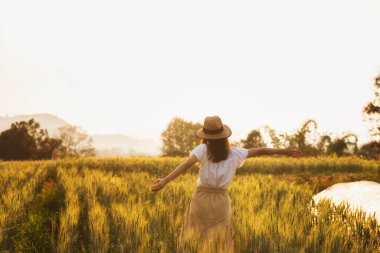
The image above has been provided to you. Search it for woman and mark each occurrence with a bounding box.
[151,116,302,252]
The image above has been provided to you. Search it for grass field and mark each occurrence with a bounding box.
[0,157,380,252]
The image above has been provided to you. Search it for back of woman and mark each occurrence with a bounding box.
[151,115,302,252]
[182,137,248,252]
[192,139,248,190]
[181,116,247,252]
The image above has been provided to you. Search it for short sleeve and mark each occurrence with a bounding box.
[190,144,206,161]
[234,147,249,168]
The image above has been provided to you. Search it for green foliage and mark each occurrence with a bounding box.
[241,129,266,148]
[161,117,202,157]
[0,118,61,161]
[243,120,359,158]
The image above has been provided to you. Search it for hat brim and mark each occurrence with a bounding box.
[195,124,232,139]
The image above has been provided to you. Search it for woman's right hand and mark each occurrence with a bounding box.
[284,147,303,158]
[151,178,167,192]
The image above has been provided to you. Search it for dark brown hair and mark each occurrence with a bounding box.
[201,138,231,163]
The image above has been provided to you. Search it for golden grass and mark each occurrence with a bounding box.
[0,157,379,252]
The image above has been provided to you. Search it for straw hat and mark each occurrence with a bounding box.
[196,116,232,139]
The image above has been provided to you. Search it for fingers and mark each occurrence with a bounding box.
[151,184,159,190]
[151,179,164,192]
[151,186,161,192]
[151,186,163,192]
[152,180,161,187]
[291,150,303,158]
[152,179,162,186]
[286,147,302,158]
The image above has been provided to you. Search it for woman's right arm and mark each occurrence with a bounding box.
[151,154,198,192]
[247,147,302,158]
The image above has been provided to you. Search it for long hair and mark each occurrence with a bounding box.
[201,138,231,163]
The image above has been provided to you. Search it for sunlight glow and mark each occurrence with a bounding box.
[1,0,379,145]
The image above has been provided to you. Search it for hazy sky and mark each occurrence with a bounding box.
[1,0,380,145]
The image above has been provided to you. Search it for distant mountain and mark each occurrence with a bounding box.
[92,134,160,156]
[0,113,160,156]
[0,113,68,135]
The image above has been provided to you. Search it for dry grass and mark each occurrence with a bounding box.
[0,157,379,252]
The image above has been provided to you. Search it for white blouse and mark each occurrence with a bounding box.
[190,144,249,189]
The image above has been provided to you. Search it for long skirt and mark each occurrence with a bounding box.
[178,186,234,253]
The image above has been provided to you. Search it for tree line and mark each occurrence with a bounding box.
[2,75,379,161]
[161,75,380,160]
[0,119,95,161]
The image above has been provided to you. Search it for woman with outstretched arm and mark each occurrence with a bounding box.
[151,116,302,252]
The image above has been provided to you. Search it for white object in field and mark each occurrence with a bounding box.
[312,181,380,222]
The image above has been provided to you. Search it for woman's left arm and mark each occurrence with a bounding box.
[151,154,198,192]
[247,147,302,158]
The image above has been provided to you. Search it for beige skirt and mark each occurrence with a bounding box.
[178,186,234,253]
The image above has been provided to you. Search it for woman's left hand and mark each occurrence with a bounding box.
[284,147,303,158]
[151,178,167,192]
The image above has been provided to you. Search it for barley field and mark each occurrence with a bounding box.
[0,157,380,252]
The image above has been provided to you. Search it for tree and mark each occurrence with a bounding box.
[327,138,347,157]
[262,120,320,156]
[54,125,95,158]
[262,126,282,148]
[363,75,380,140]
[241,129,266,148]
[317,134,332,155]
[0,119,61,160]
[326,134,358,157]
[284,120,319,156]
[358,141,380,160]
[38,137,62,159]
[0,126,36,160]
[161,117,202,156]
[361,75,380,159]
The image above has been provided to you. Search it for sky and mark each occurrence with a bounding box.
[1,0,380,145]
